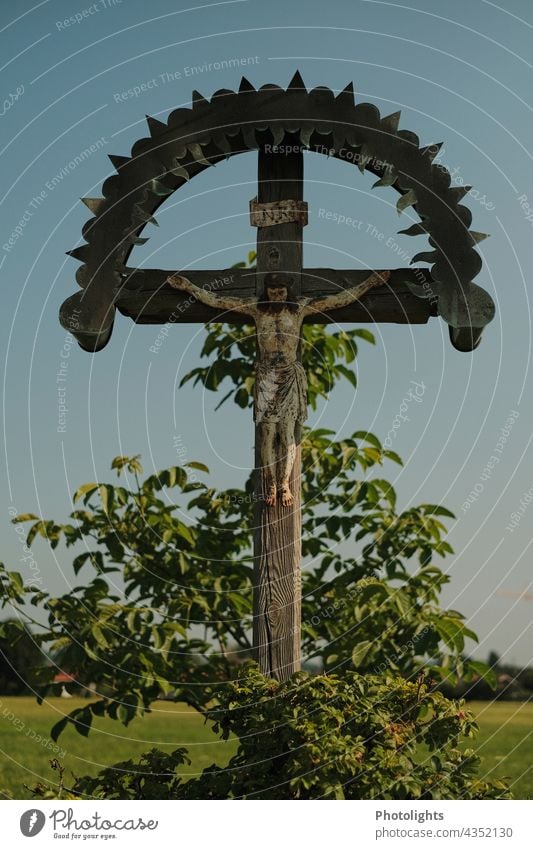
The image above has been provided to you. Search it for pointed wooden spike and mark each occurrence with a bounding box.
[187,142,209,164]
[75,265,91,288]
[108,154,129,171]
[132,203,159,226]
[398,129,420,148]
[146,115,167,136]
[382,111,401,133]
[66,245,89,262]
[300,126,314,148]
[336,81,355,103]
[242,127,259,150]
[149,178,173,197]
[213,131,231,153]
[169,161,190,181]
[411,250,439,264]
[405,280,433,299]
[398,222,428,236]
[192,89,209,107]
[81,197,105,214]
[212,88,233,105]
[470,230,490,244]
[288,70,306,91]
[356,145,372,173]
[396,189,418,214]
[239,76,255,93]
[332,130,346,153]
[270,125,284,147]
[449,186,473,201]
[372,166,397,188]
[420,142,443,162]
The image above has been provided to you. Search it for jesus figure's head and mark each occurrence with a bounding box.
[259,273,298,313]
[266,282,288,302]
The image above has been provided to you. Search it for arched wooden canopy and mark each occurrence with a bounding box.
[59,71,495,352]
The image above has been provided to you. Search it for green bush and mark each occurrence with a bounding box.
[69,665,509,800]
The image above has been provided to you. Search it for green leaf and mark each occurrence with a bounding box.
[353,431,382,450]
[99,485,114,514]
[384,450,404,466]
[176,523,195,545]
[73,552,99,575]
[7,571,24,592]
[91,622,110,649]
[394,590,411,617]
[351,640,373,667]
[111,456,125,470]
[358,582,389,605]
[422,504,456,519]
[235,387,250,407]
[352,328,375,345]
[335,364,357,388]
[72,708,93,737]
[73,483,98,503]
[185,461,209,473]
[467,660,497,690]
[50,717,69,742]
[362,447,382,464]
[373,478,397,509]
[433,616,465,653]
[117,702,136,726]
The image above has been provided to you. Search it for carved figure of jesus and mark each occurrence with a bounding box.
[168,269,391,507]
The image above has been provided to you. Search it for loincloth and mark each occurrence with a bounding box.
[253,360,308,424]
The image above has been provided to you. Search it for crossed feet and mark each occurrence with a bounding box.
[265,479,294,507]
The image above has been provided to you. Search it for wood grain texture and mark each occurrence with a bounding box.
[253,141,303,681]
[115,268,437,326]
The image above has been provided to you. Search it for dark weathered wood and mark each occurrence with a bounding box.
[115,267,437,325]
[253,141,303,681]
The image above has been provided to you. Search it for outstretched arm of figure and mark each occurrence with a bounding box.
[302,270,391,316]
[167,273,258,315]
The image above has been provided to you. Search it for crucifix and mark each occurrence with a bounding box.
[168,266,390,508]
[59,73,495,681]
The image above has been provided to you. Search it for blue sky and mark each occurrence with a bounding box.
[1,0,533,665]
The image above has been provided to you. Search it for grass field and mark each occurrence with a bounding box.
[0,697,531,799]
[468,701,533,798]
[0,696,236,799]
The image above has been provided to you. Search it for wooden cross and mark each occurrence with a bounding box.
[123,142,422,681]
[60,76,495,682]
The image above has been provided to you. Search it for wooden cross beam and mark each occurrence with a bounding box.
[115,267,437,326]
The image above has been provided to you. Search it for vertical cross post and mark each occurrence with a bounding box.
[253,136,304,680]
